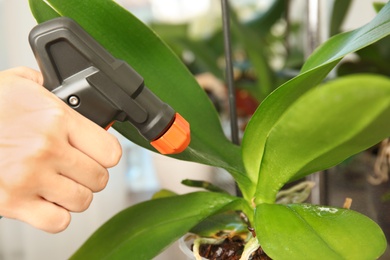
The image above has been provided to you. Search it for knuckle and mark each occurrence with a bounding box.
[106,137,122,167]
[26,208,71,234]
[12,66,30,75]
[1,166,39,201]
[28,128,67,162]
[36,100,68,128]
[82,192,93,211]
[95,170,109,192]
[49,104,68,123]
[30,136,58,162]
[63,184,93,213]
[0,194,19,214]
[76,188,93,212]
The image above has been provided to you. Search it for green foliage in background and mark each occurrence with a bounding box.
[29,0,390,259]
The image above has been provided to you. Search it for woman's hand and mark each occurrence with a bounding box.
[0,67,122,233]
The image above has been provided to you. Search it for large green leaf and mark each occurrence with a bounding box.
[256,75,390,203]
[242,62,336,185]
[28,0,252,195]
[242,2,390,186]
[70,192,248,260]
[255,203,387,259]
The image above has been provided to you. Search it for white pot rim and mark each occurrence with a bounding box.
[178,234,208,260]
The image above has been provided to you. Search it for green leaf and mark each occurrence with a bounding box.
[181,179,229,194]
[28,0,60,20]
[303,3,390,73]
[255,203,387,259]
[256,75,390,203]
[178,38,223,77]
[176,41,222,78]
[246,0,286,37]
[373,2,386,13]
[190,211,248,238]
[70,192,247,260]
[29,0,252,196]
[242,2,390,187]
[151,189,177,199]
[242,62,337,185]
[150,23,223,78]
[230,8,274,100]
[330,0,352,36]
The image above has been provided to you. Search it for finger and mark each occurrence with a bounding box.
[57,145,109,192]
[39,173,93,213]
[6,66,122,168]
[66,108,122,168]
[7,66,44,85]
[16,199,71,233]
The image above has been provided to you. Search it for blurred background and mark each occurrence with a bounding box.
[0,0,387,259]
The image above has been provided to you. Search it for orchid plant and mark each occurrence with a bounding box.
[29,0,390,259]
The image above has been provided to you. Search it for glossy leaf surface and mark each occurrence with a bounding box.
[256,75,390,203]
[255,203,387,260]
[28,0,252,196]
[242,2,390,186]
[70,192,246,260]
[190,211,248,238]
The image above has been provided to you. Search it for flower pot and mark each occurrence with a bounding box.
[179,235,207,260]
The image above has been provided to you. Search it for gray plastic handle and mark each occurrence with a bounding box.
[29,17,175,140]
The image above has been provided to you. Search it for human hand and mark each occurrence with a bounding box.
[0,67,122,233]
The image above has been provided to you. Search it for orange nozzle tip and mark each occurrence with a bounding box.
[150,113,190,154]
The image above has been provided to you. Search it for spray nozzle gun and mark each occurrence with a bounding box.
[29,17,190,154]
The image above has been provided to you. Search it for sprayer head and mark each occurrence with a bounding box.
[150,113,190,154]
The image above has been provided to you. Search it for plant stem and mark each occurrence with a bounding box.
[239,237,260,260]
[221,0,239,146]
[221,0,243,198]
